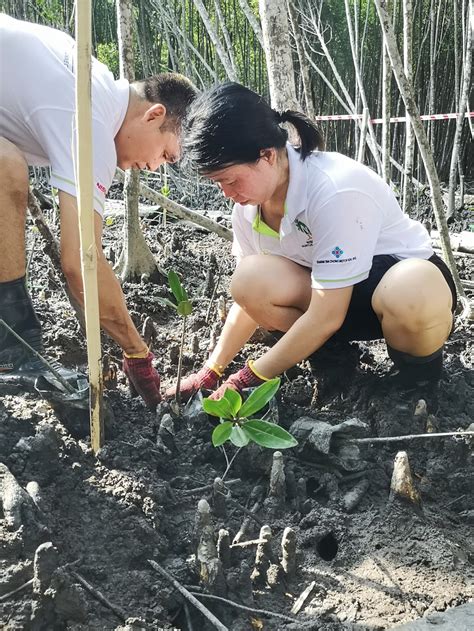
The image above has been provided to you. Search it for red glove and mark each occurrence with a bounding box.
[165,364,220,402]
[209,362,266,400]
[122,351,162,410]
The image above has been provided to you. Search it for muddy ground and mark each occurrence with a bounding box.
[1,187,473,630]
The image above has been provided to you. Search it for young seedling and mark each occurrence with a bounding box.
[203,379,298,450]
[159,269,192,404]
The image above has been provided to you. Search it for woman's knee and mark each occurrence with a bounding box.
[231,254,311,309]
[230,255,267,305]
[372,258,452,332]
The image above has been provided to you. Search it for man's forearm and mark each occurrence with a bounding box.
[69,256,145,354]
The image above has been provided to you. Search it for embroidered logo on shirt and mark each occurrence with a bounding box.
[294,219,313,247]
[96,181,107,195]
[332,246,344,259]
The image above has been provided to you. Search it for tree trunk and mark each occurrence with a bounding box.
[448,1,473,219]
[259,0,298,111]
[193,0,238,81]
[343,0,383,175]
[402,0,415,213]
[238,0,264,48]
[287,0,315,117]
[115,0,162,283]
[373,0,467,302]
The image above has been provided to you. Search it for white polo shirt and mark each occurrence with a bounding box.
[0,14,129,216]
[232,144,433,289]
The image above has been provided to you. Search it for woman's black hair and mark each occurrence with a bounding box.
[183,82,325,172]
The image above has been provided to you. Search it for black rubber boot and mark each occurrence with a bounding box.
[0,276,44,372]
[387,345,444,388]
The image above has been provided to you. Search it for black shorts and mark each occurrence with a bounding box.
[332,253,458,342]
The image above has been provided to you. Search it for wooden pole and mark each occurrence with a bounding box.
[75,0,104,451]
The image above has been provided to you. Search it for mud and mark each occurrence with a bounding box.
[1,195,473,630]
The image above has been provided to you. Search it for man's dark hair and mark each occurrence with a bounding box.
[133,73,198,127]
[183,82,324,173]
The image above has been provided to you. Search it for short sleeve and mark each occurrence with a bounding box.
[231,205,258,263]
[28,108,116,217]
[307,190,383,289]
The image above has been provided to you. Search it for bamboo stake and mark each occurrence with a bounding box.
[75,1,104,452]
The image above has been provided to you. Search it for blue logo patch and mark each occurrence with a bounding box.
[332,246,344,259]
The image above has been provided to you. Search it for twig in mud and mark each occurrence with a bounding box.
[188,592,299,624]
[225,496,264,527]
[291,581,316,615]
[148,560,229,631]
[0,578,34,602]
[180,478,240,496]
[346,430,474,444]
[205,267,222,324]
[184,602,194,631]
[70,571,127,622]
[444,494,467,509]
[230,538,267,548]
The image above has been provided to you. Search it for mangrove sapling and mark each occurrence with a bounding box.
[159,270,192,404]
[203,379,298,450]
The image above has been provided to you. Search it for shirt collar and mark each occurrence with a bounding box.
[280,143,308,235]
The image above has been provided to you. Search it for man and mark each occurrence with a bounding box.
[0,14,197,409]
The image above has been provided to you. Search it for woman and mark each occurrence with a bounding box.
[167,83,456,401]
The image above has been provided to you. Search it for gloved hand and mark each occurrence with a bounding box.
[165,364,221,402]
[122,351,162,410]
[209,361,266,400]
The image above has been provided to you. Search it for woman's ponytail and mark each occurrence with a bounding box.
[277,110,325,157]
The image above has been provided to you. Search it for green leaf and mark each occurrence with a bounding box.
[155,297,178,311]
[242,420,298,449]
[161,185,170,197]
[230,424,250,447]
[177,300,192,317]
[238,378,281,419]
[222,389,242,417]
[212,421,233,447]
[202,396,233,419]
[168,270,185,304]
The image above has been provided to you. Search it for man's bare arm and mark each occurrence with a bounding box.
[58,191,146,354]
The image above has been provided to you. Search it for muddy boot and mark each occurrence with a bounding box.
[0,276,44,372]
[0,276,88,407]
[387,345,444,390]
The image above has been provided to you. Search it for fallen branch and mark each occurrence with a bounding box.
[148,559,228,631]
[179,478,240,496]
[346,430,474,444]
[189,591,299,623]
[70,570,127,622]
[115,169,233,242]
[0,578,33,602]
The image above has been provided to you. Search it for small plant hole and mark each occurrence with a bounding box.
[317,531,339,561]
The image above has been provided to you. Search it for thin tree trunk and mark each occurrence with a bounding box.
[287,0,314,117]
[373,0,467,303]
[237,0,264,48]
[382,31,391,183]
[115,0,161,283]
[193,0,238,81]
[343,0,383,175]
[259,0,298,111]
[448,1,473,219]
[213,0,238,79]
[402,0,415,212]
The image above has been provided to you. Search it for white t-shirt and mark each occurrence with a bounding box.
[0,14,129,216]
[232,144,433,289]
